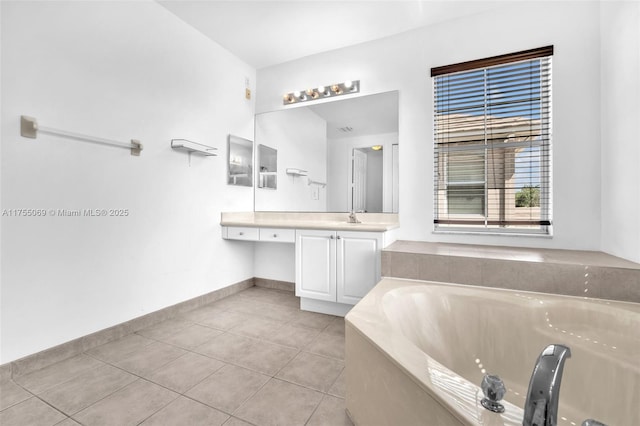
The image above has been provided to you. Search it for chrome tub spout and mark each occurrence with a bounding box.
[523,344,571,426]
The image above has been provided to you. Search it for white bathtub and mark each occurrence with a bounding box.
[345,278,640,426]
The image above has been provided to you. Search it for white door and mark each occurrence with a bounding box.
[336,231,382,305]
[352,149,367,212]
[295,230,336,302]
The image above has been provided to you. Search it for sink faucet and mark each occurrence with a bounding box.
[348,210,361,223]
[523,344,572,426]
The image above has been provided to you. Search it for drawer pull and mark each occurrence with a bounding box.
[239,232,244,236]
[273,234,278,238]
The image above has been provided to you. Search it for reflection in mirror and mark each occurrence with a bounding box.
[258,144,277,189]
[254,91,399,212]
[227,135,253,186]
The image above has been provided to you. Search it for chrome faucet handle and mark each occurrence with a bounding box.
[582,420,607,426]
[480,374,506,413]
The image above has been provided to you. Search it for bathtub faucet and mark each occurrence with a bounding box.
[347,210,361,223]
[523,344,571,426]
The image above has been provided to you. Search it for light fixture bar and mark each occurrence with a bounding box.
[283,80,360,105]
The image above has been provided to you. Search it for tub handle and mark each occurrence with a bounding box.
[480,374,506,413]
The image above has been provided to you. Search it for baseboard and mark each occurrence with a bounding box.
[254,277,294,292]
[2,278,254,379]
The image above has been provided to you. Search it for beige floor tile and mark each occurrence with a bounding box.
[86,334,154,363]
[145,352,226,393]
[222,417,254,426]
[0,397,66,426]
[254,303,300,322]
[234,378,322,426]
[305,332,345,360]
[194,333,255,363]
[140,396,229,425]
[0,380,31,411]
[14,355,105,394]
[113,341,186,377]
[209,295,257,312]
[228,317,285,340]
[262,324,320,349]
[55,418,82,426]
[72,379,177,426]
[236,339,298,376]
[39,364,136,415]
[158,324,223,349]
[136,318,193,341]
[240,288,298,308]
[324,318,346,336]
[178,304,227,323]
[185,364,269,414]
[276,352,344,392]
[306,395,353,426]
[328,369,346,398]
[198,310,253,331]
[290,311,336,330]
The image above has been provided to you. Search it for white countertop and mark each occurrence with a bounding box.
[220,212,399,232]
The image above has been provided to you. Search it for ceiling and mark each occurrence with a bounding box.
[157,1,500,69]
[308,91,399,139]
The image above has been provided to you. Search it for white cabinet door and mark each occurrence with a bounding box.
[336,231,382,305]
[295,230,336,302]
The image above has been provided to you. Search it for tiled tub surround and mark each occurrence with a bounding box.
[0,286,351,426]
[382,241,640,303]
[345,278,640,425]
[220,211,399,232]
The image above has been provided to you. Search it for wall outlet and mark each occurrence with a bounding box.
[312,186,319,200]
[245,88,251,100]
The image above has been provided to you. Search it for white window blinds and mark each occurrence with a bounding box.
[432,46,553,234]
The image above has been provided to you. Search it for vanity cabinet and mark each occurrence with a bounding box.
[222,226,295,243]
[295,230,383,309]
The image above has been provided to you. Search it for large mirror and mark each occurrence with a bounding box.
[227,134,253,187]
[254,91,399,212]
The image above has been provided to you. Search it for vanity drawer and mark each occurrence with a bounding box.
[259,228,295,243]
[225,226,259,241]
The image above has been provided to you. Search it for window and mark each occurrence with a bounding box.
[432,46,553,234]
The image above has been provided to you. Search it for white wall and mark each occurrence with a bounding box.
[0,1,256,363]
[327,133,397,212]
[257,1,604,253]
[600,1,640,264]
[254,108,327,211]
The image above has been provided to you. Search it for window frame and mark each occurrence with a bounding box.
[432,46,553,236]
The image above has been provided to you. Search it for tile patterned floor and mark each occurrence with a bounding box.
[0,287,353,426]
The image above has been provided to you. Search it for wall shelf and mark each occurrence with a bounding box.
[171,139,217,156]
[286,168,308,177]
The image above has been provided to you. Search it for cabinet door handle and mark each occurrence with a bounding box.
[337,235,341,239]
[330,235,334,239]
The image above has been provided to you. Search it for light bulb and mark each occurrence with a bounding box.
[305,88,314,96]
[317,86,325,94]
[344,80,353,89]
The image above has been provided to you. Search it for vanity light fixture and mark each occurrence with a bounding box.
[371,145,383,151]
[283,80,360,105]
